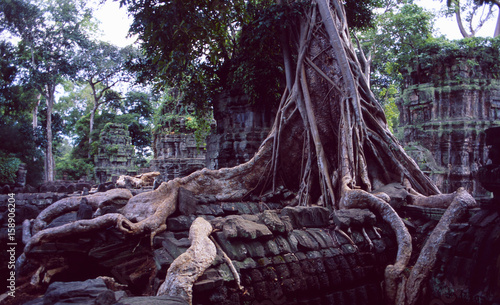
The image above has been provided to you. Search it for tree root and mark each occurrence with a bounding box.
[156,217,216,305]
[340,184,412,305]
[32,188,133,235]
[22,137,274,260]
[210,236,245,291]
[24,213,134,254]
[404,188,477,305]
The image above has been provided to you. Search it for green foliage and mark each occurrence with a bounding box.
[0,152,21,184]
[0,41,44,185]
[380,84,400,132]
[55,154,93,180]
[361,3,436,91]
[344,0,384,30]
[123,0,382,113]
[105,144,120,155]
[402,36,500,82]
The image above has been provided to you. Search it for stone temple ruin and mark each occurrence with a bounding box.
[149,90,275,184]
[150,126,206,183]
[397,50,500,201]
[94,123,137,184]
[206,91,275,170]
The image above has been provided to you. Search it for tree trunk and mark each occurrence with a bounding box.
[455,5,473,38]
[45,85,55,182]
[89,104,98,159]
[32,94,40,130]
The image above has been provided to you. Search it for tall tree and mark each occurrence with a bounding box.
[76,41,137,153]
[2,0,92,181]
[21,1,477,304]
[0,40,44,185]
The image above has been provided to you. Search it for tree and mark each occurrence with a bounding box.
[2,0,93,181]
[353,2,436,130]
[76,41,137,153]
[20,1,477,304]
[443,0,500,37]
[0,41,44,185]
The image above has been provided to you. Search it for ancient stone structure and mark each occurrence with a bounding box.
[150,118,206,182]
[397,52,500,200]
[11,194,399,304]
[206,91,275,170]
[94,123,137,184]
[423,127,500,305]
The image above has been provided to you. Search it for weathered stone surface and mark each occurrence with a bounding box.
[478,127,500,201]
[117,295,190,305]
[77,198,93,220]
[333,208,377,229]
[94,123,137,184]
[260,210,287,234]
[222,216,273,240]
[150,128,206,182]
[206,91,275,169]
[178,187,198,216]
[397,56,500,200]
[40,278,112,305]
[372,183,409,209]
[281,206,330,228]
[429,207,500,305]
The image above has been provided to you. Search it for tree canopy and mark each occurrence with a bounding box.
[122,0,383,111]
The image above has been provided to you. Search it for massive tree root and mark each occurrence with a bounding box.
[19,1,478,304]
[404,188,477,305]
[156,217,217,304]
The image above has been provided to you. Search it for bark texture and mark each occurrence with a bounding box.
[156,217,216,304]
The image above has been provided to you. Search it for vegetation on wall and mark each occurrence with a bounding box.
[404,36,500,82]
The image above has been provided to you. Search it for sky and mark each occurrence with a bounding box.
[93,1,136,47]
[415,0,498,39]
[94,1,498,47]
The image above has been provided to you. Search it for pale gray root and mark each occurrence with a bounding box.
[116,171,160,188]
[156,217,217,305]
[408,192,456,209]
[24,213,134,255]
[210,236,244,291]
[362,227,373,250]
[23,136,274,259]
[339,181,412,305]
[335,227,358,250]
[22,219,32,245]
[32,188,133,235]
[404,188,477,305]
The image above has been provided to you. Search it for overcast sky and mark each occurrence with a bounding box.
[94,1,136,47]
[94,1,498,47]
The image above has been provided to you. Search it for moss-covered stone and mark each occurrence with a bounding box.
[397,52,500,200]
[94,123,136,183]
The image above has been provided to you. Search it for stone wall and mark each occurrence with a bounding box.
[425,128,500,305]
[94,124,136,184]
[149,111,207,182]
[150,132,206,182]
[397,55,500,200]
[206,92,275,170]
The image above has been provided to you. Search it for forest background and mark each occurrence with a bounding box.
[0,0,499,187]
